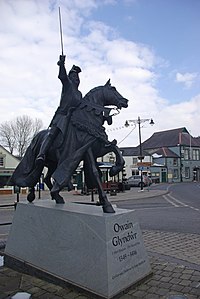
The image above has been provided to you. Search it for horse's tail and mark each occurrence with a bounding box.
[8,130,48,187]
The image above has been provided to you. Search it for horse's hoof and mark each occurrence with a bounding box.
[109,166,122,177]
[27,192,35,203]
[102,203,115,213]
[56,199,65,204]
[50,191,65,204]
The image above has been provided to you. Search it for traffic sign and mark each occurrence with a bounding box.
[138,166,144,171]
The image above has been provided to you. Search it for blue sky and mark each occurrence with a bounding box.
[0,0,200,147]
[92,0,200,102]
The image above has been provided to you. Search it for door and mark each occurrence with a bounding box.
[161,169,167,182]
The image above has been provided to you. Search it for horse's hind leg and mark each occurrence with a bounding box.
[27,187,35,202]
[86,148,115,213]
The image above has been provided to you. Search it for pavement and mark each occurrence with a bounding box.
[0,186,200,299]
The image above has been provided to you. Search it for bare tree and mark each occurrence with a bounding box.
[0,115,43,157]
[0,121,16,154]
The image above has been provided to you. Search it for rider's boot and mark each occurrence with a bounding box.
[35,127,59,166]
[35,137,51,166]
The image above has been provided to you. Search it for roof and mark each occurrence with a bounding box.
[0,145,20,162]
[97,162,114,169]
[120,127,200,157]
[120,147,150,157]
[151,147,179,158]
[80,162,114,169]
[0,145,20,169]
[142,127,200,149]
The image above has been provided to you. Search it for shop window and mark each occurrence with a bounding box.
[184,149,189,160]
[132,158,138,166]
[185,167,190,179]
[193,149,199,161]
[173,169,179,179]
[0,156,4,167]
[132,169,139,175]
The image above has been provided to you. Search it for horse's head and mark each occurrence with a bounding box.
[103,79,128,109]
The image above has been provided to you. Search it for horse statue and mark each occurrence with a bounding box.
[9,80,128,213]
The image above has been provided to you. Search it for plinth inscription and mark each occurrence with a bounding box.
[107,216,150,293]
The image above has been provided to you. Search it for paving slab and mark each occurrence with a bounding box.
[0,253,200,299]
[1,187,200,298]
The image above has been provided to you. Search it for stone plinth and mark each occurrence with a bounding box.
[5,200,151,298]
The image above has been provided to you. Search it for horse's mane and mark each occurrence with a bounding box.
[83,85,104,104]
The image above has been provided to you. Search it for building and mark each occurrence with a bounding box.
[0,145,20,191]
[119,147,152,179]
[120,127,200,183]
[1,127,200,191]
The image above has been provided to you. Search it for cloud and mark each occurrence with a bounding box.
[0,0,199,149]
[175,72,198,88]
[153,94,200,137]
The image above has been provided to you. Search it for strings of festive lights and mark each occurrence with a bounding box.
[106,123,136,145]
[106,123,136,132]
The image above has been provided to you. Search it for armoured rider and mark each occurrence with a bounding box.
[36,55,82,165]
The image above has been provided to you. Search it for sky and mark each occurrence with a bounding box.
[0,0,200,147]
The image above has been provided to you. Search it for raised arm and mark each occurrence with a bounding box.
[57,55,69,85]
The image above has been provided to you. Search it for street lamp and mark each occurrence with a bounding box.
[125,116,154,191]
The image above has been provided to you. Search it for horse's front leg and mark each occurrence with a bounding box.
[50,168,73,204]
[43,162,57,191]
[96,141,125,177]
[108,144,125,177]
[44,175,53,191]
[86,148,115,213]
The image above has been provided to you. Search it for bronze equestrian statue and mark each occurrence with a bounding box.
[9,56,128,213]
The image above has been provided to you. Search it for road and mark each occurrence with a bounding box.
[115,182,200,234]
[1,182,200,241]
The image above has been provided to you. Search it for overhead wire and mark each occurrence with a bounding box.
[106,123,136,145]
[118,125,136,145]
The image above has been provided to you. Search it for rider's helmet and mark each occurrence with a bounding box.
[69,65,82,88]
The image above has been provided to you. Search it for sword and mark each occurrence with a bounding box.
[58,7,64,55]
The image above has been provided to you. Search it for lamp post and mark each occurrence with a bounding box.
[125,116,154,191]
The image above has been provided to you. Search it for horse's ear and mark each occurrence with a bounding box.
[105,79,111,86]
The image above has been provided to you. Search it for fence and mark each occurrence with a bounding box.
[0,194,19,227]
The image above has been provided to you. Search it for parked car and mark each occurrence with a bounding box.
[126,175,152,188]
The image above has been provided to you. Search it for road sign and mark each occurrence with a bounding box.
[138,166,144,171]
